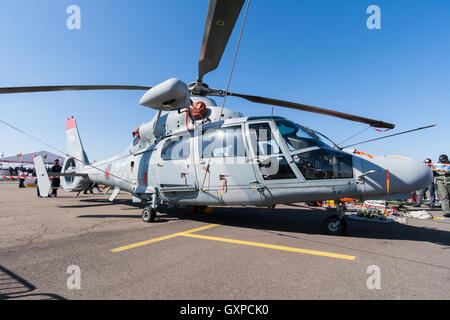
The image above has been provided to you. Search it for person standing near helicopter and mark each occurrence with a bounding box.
[18,169,26,188]
[414,158,436,208]
[434,154,450,217]
[50,159,62,197]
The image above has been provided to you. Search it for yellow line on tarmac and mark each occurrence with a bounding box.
[110,224,219,253]
[180,233,356,261]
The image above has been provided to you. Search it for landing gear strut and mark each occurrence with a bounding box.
[142,192,159,223]
[322,201,347,236]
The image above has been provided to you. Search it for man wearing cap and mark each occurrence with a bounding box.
[433,154,450,217]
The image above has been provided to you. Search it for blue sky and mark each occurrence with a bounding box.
[0,0,449,162]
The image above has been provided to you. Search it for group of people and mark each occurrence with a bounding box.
[16,167,32,188]
[415,154,450,217]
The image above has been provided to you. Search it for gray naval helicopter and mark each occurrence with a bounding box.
[0,0,433,235]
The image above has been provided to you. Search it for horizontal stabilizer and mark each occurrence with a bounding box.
[48,172,89,178]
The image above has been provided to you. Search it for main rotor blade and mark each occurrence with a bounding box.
[197,0,245,82]
[341,124,436,149]
[0,85,151,94]
[226,92,396,129]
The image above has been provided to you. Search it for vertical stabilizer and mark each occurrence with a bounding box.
[62,117,91,191]
[65,116,89,164]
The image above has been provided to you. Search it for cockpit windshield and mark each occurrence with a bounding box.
[275,120,327,151]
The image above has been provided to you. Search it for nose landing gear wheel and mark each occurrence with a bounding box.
[142,207,157,223]
[322,215,347,236]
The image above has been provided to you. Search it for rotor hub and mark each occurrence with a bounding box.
[188,81,210,97]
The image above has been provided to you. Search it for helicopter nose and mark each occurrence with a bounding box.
[388,158,433,194]
[361,156,433,196]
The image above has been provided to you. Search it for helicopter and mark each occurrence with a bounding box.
[0,0,433,235]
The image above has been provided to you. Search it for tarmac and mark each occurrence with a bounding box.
[0,181,449,300]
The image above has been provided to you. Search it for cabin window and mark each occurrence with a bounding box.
[293,148,353,180]
[161,136,190,160]
[201,126,246,158]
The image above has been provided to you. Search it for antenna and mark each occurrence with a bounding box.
[342,124,436,149]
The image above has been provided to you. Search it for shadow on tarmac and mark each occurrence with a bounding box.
[71,198,450,247]
[59,198,142,209]
[0,265,65,300]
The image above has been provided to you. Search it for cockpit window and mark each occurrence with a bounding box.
[276,120,326,151]
[248,122,280,156]
[293,148,353,180]
[249,122,296,180]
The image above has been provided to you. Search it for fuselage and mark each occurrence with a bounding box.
[78,114,432,207]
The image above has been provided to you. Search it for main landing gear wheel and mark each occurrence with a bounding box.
[322,215,347,236]
[142,206,157,223]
